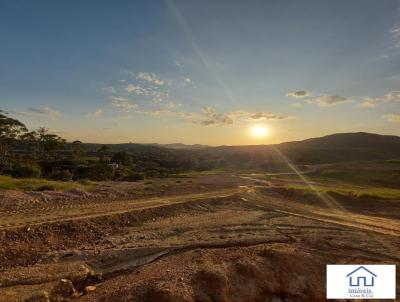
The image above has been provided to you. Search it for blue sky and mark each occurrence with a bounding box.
[1,0,400,145]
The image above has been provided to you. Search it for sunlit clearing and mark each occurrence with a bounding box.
[250,125,269,139]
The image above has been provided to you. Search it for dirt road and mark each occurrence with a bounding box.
[0,189,236,230]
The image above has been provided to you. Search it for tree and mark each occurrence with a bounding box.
[20,131,39,160]
[0,110,27,163]
[97,145,109,162]
[71,140,83,161]
[111,151,132,165]
[36,127,66,159]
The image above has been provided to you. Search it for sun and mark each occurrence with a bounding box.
[250,125,269,139]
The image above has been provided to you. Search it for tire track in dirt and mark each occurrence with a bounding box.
[0,189,237,230]
[245,188,400,237]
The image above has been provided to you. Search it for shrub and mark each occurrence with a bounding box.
[111,151,132,165]
[49,169,73,181]
[11,165,41,178]
[123,172,145,181]
[76,164,114,181]
[144,169,161,178]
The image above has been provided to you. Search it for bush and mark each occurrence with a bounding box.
[76,164,114,181]
[11,165,41,178]
[144,169,161,178]
[49,169,73,181]
[123,172,145,182]
[35,184,56,191]
[111,151,132,165]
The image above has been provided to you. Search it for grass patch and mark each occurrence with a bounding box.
[284,184,400,200]
[0,175,97,192]
[176,169,228,177]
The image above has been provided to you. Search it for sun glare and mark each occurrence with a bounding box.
[250,125,269,139]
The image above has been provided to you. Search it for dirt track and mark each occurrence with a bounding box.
[0,189,235,230]
[0,175,399,302]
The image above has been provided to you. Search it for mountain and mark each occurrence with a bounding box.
[197,132,400,164]
[279,132,400,149]
[276,132,400,163]
[62,132,400,165]
[151,143,209,150]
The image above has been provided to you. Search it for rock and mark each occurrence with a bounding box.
[50,279,75,301]
[84,285,97,293]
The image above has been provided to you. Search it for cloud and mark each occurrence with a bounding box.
[173,59,182,67]
[383,114,400,122]
[305,95,352,107]
[198,106,233,126]
[111,98,139,112]
[390,24,400,49]
[192,107,291,126]
[136,72,164,86]
[287,90,352,107]
[360,98,387,108]
[249,112,291,120]
[125,84,147,95]
[101,86,116,94]
[14,107,61,119]
[286,90,310,98]
[28,107,60,117]
[86,108,103,118]
[360,91,400,107]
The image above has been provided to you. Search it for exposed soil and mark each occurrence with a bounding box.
[0,174,399,302]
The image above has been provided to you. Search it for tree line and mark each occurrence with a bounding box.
[0,110,208,181]
[1,109,299,183]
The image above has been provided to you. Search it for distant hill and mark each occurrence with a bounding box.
[197,132,400,164]
[276,132,400,163]
[62,132,400,165]
[279,132,400,149]
[149,143,208,150]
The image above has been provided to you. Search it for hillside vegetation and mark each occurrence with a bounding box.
[2,109,400,187]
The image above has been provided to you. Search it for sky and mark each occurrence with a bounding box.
[1,0,400,145]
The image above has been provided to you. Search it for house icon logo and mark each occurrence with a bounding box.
[346,266,377,287]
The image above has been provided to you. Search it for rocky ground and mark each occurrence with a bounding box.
[0,174,399,302]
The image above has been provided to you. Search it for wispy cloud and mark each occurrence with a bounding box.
[360,91,400,107]
[136,72,164,86]
[101,86,116,94]
[109,71,290,127]
[305,95,352,107]
[390,24,400,50]
[111,98,139,112]
[192,107,292,126]
[286,90,310,98]
[14,107,61,119]
[86,108,103,118]
[383,114,400,122]
[197,107,234,126]
[125,84,147,95]
[249,112,291,121]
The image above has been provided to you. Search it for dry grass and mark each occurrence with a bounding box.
[285,183,400,200]
[0,175,96,192]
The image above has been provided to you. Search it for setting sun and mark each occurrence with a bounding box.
[250,125,269,139]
